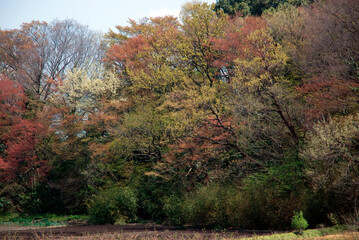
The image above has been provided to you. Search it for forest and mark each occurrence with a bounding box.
[0,0,358,231]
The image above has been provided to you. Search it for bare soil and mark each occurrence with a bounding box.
[0,224,276,239]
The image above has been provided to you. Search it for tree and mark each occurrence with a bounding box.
[266,0,359,122]
[214,0,308,16]
[42,66,125,211]
[301,114,359,224]
[153,116,242,190]
[227,17,303,163]
[104,3,232,159]
[0,75,46,185]
[0,20,103,101]
[297,0,359,81]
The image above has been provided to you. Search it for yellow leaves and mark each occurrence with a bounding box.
[180,1,228,40]
[129,64,186,94]
[264,3,307,51]
[233,28,288,91]
[159,80,229,139]
[302,113,359,162]
[301,113,359,191]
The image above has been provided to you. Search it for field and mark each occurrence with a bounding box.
[0,223,358,240]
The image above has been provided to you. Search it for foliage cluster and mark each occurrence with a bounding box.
[291,211,308,235]
[88,187,137,224]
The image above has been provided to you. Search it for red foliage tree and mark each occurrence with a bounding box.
[0,75,47,184]
[160,117,245,190]
[209,16,267,82]
[298,76,359,121]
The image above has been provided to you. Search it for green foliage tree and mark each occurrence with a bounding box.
[214,0,308,16]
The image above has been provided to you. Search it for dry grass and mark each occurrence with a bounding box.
[308,231,359,240]
[0,225,357,240]
[2,231,359,240]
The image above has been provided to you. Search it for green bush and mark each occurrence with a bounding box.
[292,211,309,234]
[231,159,308,230]
[0,197,12,214]
[183,184,230,228]
[163,195,187,225]
[88,186,137,225]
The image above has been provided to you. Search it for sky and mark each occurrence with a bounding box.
[0,0,217,33]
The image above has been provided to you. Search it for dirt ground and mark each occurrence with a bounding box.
[0,224,276,239]
[1,224,358,240]
[309,232,359,240]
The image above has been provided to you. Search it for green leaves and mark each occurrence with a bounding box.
[292,211,309,234]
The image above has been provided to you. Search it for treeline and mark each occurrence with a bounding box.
[0,0,358,229]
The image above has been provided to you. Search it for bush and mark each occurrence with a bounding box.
[292,211,309,234]
[0,197,12,214]
[163,195,187,226]
[183,184,230,228]
[136,176,176,221]
[231,159,308,230]
[88,186,137,225]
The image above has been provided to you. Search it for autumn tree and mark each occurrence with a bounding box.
[40,66,126,211]
[301,114,359,225]
[226,16,303,162]
[265,0,359,122]
[0,20,103,101]
[0,75,46,185]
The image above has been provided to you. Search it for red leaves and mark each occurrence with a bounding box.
[1,119,44,181]
[0,75,26,123]
[0,75,47,183]
[105,35,149,70]
[209,16,267,80]
[176,117,233,157]
[298,76,359,120]
[164,117,236,188]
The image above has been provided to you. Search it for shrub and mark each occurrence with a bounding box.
[0,197,12,214]
[292,210,309,235]
[183,184,229,228]
[233,158,308,230]
[163,195,187,226]
[88,186,137,225]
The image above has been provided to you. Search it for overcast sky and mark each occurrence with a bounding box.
[0,0,217,33]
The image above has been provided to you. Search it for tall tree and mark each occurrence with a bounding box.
[214,0,308,16]
[0,75,46,185]
[0,20,103,101]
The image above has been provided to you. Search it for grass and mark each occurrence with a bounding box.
[0,213,88,227]
[245,225,352,240]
